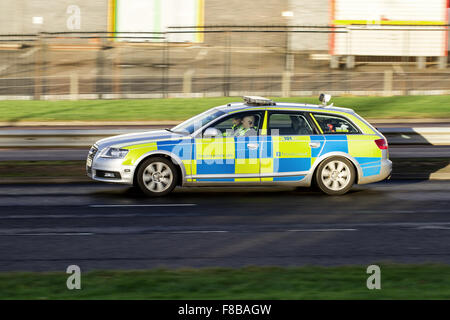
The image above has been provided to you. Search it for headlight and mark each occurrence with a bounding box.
[100,147,129,159]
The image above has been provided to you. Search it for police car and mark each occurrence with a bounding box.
[86,95,392,196]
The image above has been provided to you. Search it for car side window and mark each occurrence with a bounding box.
[312,114,359,134]
[204,111,263,137]
[268,113,313,136]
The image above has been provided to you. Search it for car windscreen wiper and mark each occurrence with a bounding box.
[165,128,189,135]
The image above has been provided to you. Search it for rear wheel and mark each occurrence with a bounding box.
[136,157,178,197]
[315,157,355,195]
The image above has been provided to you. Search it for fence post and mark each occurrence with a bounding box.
[383,69,393,96]
[416,56,426,69]
[162,39,169,98]
[438,56,447,69]
[281,71,291,97]
[223,31,231,97]
[113,43,121,98]
[34,33,43,100]
[183,69,194,97]
[345,56,355,69]
[96,47,104,99]
[70,72,79,100]
[330,56,339,69]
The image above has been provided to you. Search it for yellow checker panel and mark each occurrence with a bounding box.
[260,158,274,182]
[347,135,382,158]
[121,142,157,165]
[185,159,197,182]
[182,159,193,176]
[235,158,260,182]
[196,137,235,160]
[272,136,311,158]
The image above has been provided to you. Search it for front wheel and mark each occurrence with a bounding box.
[136,157,178,197]
[315,157,355,195]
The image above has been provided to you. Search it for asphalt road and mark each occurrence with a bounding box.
[0,180,449,271]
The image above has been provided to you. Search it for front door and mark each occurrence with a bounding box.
[260,111,316,182]
[192,110,264,182]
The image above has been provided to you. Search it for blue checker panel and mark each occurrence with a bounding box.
[259,136,273,158]
[355,157,381,165]
[320,135,348,154]
[362,166,381,177]
[274,176,306,182]
[235,136,259,159]
[156,140,193,160]
[274,158,310,173]
[310,136,325,157]
[356,157,382,177]
[196,162,235,175]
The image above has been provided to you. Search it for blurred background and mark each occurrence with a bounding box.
[0,0,449,99]
[1,2,450,299]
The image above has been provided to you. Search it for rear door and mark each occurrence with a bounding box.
[310,112,382,177]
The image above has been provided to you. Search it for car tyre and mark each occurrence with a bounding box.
[315,156,355,195]
[136,157,178,197]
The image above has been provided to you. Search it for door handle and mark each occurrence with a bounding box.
[309,142,321,148]
[247,143,258,150]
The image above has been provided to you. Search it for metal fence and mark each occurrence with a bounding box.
[0,26,449,100]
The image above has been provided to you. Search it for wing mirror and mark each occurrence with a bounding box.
[203,127,221,138]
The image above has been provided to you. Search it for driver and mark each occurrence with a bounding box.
[223,117,242,136]
[235,115,257,137]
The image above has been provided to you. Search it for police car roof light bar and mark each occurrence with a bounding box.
[243,96,275,106]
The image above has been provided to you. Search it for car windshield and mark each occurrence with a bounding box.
[171,108,226,134]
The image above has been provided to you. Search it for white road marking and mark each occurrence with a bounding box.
[0,213,193,219]
[414,226,450,230]
[288,228,357,232]
[165,230,229,234]
[10,233,94,236]
[89,204,197,208]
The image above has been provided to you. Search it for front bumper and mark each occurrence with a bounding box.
[87,156,135,185]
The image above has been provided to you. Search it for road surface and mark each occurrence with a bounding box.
[0,180,449,271]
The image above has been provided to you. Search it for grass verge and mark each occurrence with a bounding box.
[1,264,450,299]
[0,95,449,122]
[0,160,85,177]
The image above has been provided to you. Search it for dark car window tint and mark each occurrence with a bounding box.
[206,112,262,136]
[268,113,313,136]
[313,114,359,134]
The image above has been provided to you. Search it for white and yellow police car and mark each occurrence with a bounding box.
[87,95,392,196]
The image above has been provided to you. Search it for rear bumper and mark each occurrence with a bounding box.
[358,159,392,184]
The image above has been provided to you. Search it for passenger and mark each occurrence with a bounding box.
[234,115,257,137]
[223,117,242,136]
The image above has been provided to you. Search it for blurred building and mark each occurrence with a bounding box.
[0,0,449,99]
[0,0,108,33]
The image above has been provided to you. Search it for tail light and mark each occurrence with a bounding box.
[375,138,388,150]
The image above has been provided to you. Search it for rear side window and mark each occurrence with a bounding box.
[312,114,359,134]
[268,113,314,135]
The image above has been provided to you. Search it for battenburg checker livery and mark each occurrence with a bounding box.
[86,95,392,196]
